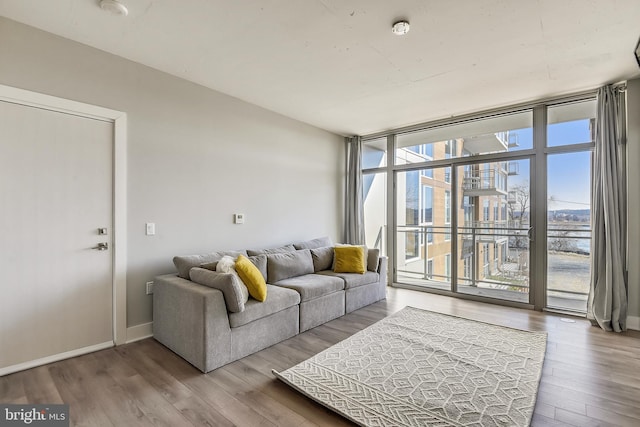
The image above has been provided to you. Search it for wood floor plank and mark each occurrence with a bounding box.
[48,361,114,427]
[172,394,234,427]
[113,341,193,404]
[209,366,317,427]
[1,287,639,427]
[22,365,63,404]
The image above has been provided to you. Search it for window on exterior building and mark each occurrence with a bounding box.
[421,168,434,179]
[445,191,451,241]
[445,140,457,158]
[422,185,434,245]
[463,196,474,226]
[406,171,419,226]
[444,254,451,280]
[405,170,420,260]
[483,243,490,276]
[427,259,434,279]
[463,257,471,281]
[483,200,490,221]
[422,186,433,224]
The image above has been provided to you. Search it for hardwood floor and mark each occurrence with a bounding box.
[2,287,640,426]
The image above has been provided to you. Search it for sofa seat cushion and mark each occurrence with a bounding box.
[228,285,300,328]
[274,274,344,302]
[317,270,380,290]
[272,274,344,302]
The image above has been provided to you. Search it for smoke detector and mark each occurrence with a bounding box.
[100,0,128,16]
[392,21,410,35]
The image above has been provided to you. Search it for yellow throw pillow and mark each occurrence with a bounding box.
[235,255,267,302]
[333,246,366,274]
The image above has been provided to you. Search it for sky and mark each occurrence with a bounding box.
[510,120,591,211]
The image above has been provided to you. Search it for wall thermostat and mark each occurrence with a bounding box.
[234,213,245,224]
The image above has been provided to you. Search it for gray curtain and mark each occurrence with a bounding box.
[344,136,365,245]
[587,85,628,332]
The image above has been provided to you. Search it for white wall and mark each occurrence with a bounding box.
[0,17,344,328]
[627,78,640,325]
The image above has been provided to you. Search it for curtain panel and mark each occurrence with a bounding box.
[344,136,365,245]
[587,85,628,332]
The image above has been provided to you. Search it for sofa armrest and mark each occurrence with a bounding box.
[377,256,388,299]
[153,274,232,372]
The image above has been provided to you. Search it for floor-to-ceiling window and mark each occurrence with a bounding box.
[361,94,596,312]
[362,137,387,255]
[545,99,596,313]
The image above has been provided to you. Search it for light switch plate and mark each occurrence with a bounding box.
[146,222,156,235]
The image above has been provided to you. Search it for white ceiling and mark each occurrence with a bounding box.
[1,0,639,136]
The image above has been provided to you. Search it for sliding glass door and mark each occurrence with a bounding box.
[457,159,531,303]
[391,111,534,304]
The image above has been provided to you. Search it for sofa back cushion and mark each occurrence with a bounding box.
[173,250,248,279]
[248,254,268,281]
[310,246,334,272]
[246,244,296,257]
[267,249,314,283]
[189,267,249,313]
[293,236,333,250]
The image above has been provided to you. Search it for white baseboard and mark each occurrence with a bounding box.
[126,322,153,343]
[0,341,113,377]
[627,316,640,331]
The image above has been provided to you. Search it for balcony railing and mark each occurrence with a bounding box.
[462,169,508,195]
[460,220,509,243]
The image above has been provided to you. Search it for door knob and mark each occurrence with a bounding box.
[93,242,109,251]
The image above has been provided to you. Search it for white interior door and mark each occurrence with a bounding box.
[0,100,114,372]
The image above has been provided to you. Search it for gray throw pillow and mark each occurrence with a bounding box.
[310,246,334,272]
[199,261,218,271]
[248,254,268,281]
[267,249,314,283]
[173,250,247,279]
[189,267,249,313]
[246,244,296,257]
[367,248,380,272]
[293,236,332,250]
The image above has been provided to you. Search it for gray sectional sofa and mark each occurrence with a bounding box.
[153,237,388,373]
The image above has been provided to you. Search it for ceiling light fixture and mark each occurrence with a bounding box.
[392,20,410,36]
[100,0,128,16]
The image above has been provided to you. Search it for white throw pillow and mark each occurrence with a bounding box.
[216,256,249,304]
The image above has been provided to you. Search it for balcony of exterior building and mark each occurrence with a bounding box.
[462,169,508,196]
[462,133,508,154]
[507,162,519,175]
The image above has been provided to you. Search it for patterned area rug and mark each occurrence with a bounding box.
[273,306,547,427]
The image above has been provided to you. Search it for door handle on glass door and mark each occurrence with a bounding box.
[527,227,534,242]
